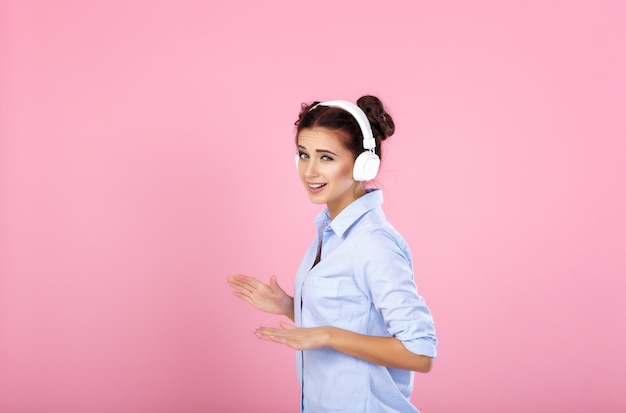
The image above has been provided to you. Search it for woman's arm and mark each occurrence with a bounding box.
[254,322,433,373]
[327,326,433,373]
[227,274,294,321]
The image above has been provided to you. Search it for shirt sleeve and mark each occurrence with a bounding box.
[353,228,438,358]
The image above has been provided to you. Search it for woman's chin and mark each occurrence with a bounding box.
[305,192,326,204]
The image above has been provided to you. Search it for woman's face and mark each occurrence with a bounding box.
[296,127,364,219]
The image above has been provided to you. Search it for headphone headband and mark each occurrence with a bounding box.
[312,100,376,151]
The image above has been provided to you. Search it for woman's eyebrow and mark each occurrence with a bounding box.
[316,149,337,156]
[297,145,337,156]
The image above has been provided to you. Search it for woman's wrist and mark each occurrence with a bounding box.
[283,296,295,320]
[323,326,339,348]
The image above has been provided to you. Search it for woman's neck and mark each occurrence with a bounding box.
[327,185,366,220]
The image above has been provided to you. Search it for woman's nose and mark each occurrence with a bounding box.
[303,159,318,177]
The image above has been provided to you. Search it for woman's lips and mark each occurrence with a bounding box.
[307,183,327,194]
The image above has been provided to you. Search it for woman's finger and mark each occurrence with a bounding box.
[279,321,295,330]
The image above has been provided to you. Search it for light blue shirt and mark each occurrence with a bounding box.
[294,189,438,413]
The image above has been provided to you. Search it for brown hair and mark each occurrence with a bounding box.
[294,95,396,161]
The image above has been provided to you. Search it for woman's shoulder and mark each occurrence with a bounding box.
[350,211,409,251]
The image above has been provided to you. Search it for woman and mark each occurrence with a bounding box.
[227,95,437,412]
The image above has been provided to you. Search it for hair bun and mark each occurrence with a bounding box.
[357,95,395,141]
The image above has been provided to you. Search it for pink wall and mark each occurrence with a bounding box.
[1,1,625,412]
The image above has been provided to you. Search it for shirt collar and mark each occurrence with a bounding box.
[314,189,383,237]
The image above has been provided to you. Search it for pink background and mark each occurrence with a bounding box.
[1,1,625,412]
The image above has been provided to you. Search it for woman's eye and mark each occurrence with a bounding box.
[321,155,333,161]
[299,152,309,160]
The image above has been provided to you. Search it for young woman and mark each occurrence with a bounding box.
[227,95,437,412]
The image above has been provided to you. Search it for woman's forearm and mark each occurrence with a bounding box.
[325,327,433,373]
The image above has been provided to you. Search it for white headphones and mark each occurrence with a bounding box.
[295,100,380,182]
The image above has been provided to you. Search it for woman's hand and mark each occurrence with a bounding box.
[255,321,433,373]
[253,321,331,351]
[226,274,294,320]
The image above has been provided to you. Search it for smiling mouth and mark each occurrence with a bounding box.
[308,183,327,189]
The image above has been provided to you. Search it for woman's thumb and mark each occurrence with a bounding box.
[270,275,281,290]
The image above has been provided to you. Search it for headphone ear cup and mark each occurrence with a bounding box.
[295,154,299,170]
[353,151,380,181]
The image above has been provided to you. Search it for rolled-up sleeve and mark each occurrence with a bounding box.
[353,228,438,358]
